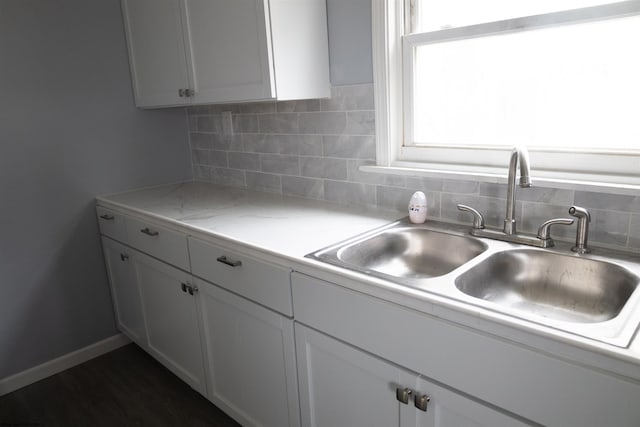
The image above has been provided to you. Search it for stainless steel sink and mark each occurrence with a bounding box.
[455,249,638,323]
[308,219,487,281]
[307,218,640,347]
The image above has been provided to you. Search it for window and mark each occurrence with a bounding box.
[372,0,640,186]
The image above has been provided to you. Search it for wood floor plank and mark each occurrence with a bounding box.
[0,344,240,427]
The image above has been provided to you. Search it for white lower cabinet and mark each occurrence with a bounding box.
[101,237,147,346]
[295,324,526,427]
[197,278,300,427]
[98,206,639,427]
[133,250,206,395]
[296,323,414,427]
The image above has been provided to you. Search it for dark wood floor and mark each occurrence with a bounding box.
[0,343,240,427]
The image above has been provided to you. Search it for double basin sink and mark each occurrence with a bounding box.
[307,218,640,347]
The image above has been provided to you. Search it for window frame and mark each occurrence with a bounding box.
[371,0,640,187]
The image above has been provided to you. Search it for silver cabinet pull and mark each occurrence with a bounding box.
[396,388,412,405]
[414,393,430,412]
[185,88,195,97]
[181,282,198,295]
[140,227,159,237]
[120,253,129,262]
[178,88,186,97]
[100,214,115,220]
[216,255,242,267]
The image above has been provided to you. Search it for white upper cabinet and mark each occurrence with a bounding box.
[121,0,330,108]
[121,0,191,107]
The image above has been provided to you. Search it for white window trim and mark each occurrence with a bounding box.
[371,0,640,192]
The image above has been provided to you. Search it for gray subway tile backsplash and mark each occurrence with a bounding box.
[282,175,324,199]
[208,151,229,168]
[346,111,375,135]
[233,114,259,133]
[228,152,260,171]
[246,171,281,193]
[588,209,630,247]
[260,154,299,175]
[258,113,299,134]
[299,111,347,134]
[300,157,348,180]
[324,180,376,206]
[574,191,640,212]
[322,135,375,160]
[442,179,478,194]
[628,214,640,249]
[277,99,322,113]
[187,83,639,252]
[239,101,277,114]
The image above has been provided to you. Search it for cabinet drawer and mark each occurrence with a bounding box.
[96,206,127,243]
[126,217,189,271]
[189,237,292,316]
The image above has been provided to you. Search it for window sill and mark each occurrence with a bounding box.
[360,164,640,196]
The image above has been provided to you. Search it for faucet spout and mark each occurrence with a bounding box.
[504,146,532,235]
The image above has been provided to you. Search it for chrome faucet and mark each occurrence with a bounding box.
[457,146,573,248]
[504,146,532,235]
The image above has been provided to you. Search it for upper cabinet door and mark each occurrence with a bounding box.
[121,0,329,107]
[121,0,190,107]
[183,0,275,104]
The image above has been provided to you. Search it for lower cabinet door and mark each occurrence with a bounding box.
[295,323,418,427]
[101,237,146,345]
[295,324,527,427]
[197,278,300,427]
[134,251,206,395]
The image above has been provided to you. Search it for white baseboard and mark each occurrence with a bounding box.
[0,333,131,397]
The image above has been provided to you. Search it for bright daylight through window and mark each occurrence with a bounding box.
[373,0,640,186]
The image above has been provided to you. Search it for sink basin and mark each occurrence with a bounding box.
[308,220,487,280]
[455,249,639,323]
[337,228,487,279]
[308,219,640,347]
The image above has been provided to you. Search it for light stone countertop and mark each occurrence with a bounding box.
[97,181,400,259]
[97,180,640,381]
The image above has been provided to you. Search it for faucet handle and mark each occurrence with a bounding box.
[537,218,574,241]
[457,204,485,230]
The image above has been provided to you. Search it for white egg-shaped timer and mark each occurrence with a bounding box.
[408,191,428,224]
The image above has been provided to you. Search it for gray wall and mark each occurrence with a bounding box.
[0,0,192,379]
[327,0,373,85]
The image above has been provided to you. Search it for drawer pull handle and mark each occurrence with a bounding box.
[120,253,129,262]
[414,393,430,412]
[181,283,188,293]
[100,214,115,220]
[216,256,242,267]
[396,387,412,405]
[140,227,159,237]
